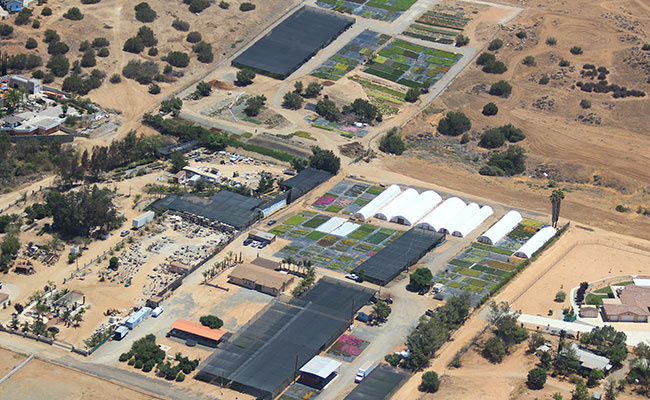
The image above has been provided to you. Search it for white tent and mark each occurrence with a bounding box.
[390,190,442,226]
[452,205,494,237]
[354,184,401,221]
[375,188,419,221]
[315,217,347,233]
[477,210,523,245]
[443,202,480,234]
[416,197,466,232]
[514,226,557,259]
[330,221,360,237]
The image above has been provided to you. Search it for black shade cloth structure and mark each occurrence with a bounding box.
[353,227,446,285]
[232,7,355,79]
[195,277,375,399]
[281,167,333,200]
[344,364,410,400]
[152,190,263,229]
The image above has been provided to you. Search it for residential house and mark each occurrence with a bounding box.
[603,285,650,322]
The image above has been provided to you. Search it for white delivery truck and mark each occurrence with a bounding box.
[152,306,164,317]
[355,362,374,383]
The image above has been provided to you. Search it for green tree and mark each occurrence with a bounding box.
[527,367,547,389]
[81,50,96,68]
[304,82,323,98]
[244,95,266,117]
[409,268,432,291]
[379,127,406,155]
[555,346,580,375]
[483,336,506,363]
[1,235,21,258]
[405,87,420,102]
[372,300,391,323]
[347,98,378,123]
[420,371,440,393]
[199,315,223,329]
[167,51,189,68]
[235,69,255,86]
[123,37,144,53]
[572,380,589,400]
[291,157,308,171]
[550,189,565,228]
[195,81,211,97]
[170,152,187,173]
[482,102,498,116]
[109,256,119,270]
[240,2,256,11]
[309,146,340,174]
[489,80,512,97]
[25,37,38,49]
[455,34,469,46]
[294,81,303,93]
[479,128,505,149]
[63,7,84,20]
[315,99,341,122]
[488,39,503,51]
[522,55,536,66]
[186,31,202,43]
[134,2,157,22]
[282,91,303,110]
[137,26,157,47]
[437,111,471,136]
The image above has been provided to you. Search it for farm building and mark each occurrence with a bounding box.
[353,227,445,285]
[416,196,466,232]
[354,184,401,221]
[132,211,155,229]
[248,230,276,244]
[452,205,494,238]
[228,263,294,296]
[298,356,341,389]
[152,189,264,229]
[478,210,523,245]
[169,319,227,348]
[125,307,152,330]
[169,261,191,275]
[568,343,612,372]
[344,364,409,400]
[580,306,599,318]
[6,75,41,94]
[281,167,333,201]
[514,226,557,258]
[603,285,650,322]
[232,7,355,79]
[196,277,375,399]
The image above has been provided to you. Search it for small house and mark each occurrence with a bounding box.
[603,285,650,322]
[169,261,191,275]
[580,306,599,318]
[169,319,227,347]
[248,230,276,244]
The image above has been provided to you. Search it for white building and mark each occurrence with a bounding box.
[478,210,523,245]
[354,184,401,221]
[514,226,557,258]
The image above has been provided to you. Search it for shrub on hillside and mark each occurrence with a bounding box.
[172,18,190,31]
[437,111,471,136]
[25,37,38,49]
[570,46,583,55]
[166,51,189,68]
[63,7,84,20]
[482,102,498,116]
[240,2,256,11]
[488,39,503,51]
[134,2,157,23]
[489,80,512,97]
[122,59,159,84]
[379,127,406,155]
[186,31,201,43]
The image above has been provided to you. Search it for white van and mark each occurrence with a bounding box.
[152,306,164,317]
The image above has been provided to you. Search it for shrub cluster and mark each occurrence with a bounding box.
[62,70,105,95]
[479,124,525,149]
[476,53,507,74]
[134,2,157,22]
[122,59,159,84]
[489,80,512,97]
[437,111,471,136]
[379,127,406,155]
[479,145,526,176]
[172,18,190,31]
[7,53,42,71]
[63,7,84,20]
[240,2,256,11]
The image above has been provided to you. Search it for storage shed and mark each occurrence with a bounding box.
[514,226,557,258]
[416,197,466,232]
[228,263,294,296]
[298,356,341,389]
[248,230,276,244]
[478,210,523,245]
[354,184,401,221]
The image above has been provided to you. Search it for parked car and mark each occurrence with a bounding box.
[267,220,277,226]
[345,273,359,281]
[258,242,267,249]
[425,309,435,317]
[243,238,253,246]
[356,312,370,323]
[120,230,130,237]
[418,286,430,296]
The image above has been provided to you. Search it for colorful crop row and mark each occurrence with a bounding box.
[416,11,469,31]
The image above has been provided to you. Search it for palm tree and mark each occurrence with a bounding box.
[6,89,21,112]
[72,312,83,327]
[202,270,210,283]
[550,189,565,228]
[61,310,71,327]
[35,302,49,323]
[9,317,19,330]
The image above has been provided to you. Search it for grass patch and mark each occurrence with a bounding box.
[366,231,391,244]
[594,286,613,295]
[285,215,307,225]
[449,259,472,268]
[366,186,385,195]
[469,279,489,287]
[612,281,634,286]
[448,281,462,288]
[472,242,514,256]
[293,131,316,141]
[459,268,481,277]
[306,231,327,241]
[585,294,604,306]
[348,224,376,239]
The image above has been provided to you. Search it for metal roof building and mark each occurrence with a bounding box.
[416,197,466,232]
[354,184,401,221]
[478,210,523,245]
[353,227,445,285]
[514,226,557,258]
[452,205,494,238]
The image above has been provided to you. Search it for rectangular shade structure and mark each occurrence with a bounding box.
[232,7,355,79]
[171,319,227,342]
[477,210,522,245]
[514,226,557,258]
[354,184,401,221]
[299,356,341,379]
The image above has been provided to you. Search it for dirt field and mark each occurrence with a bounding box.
[396,0,650,240]
[0,352,159,400]
[2,0,297,141]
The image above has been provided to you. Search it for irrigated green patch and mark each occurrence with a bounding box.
[459,268,481,277]
[326,205,344,213]
[448,281,462,288]
[366,231,391,244]
[303,215,330,228]
[270,224,293,235]
[285,215,307,226]
[348,224,376,239]
[449,259,473,268]
[306,231,327,241]
[366,186,386,195]
[471,242,514,256]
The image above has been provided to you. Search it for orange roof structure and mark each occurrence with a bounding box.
[171,319,226,342]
